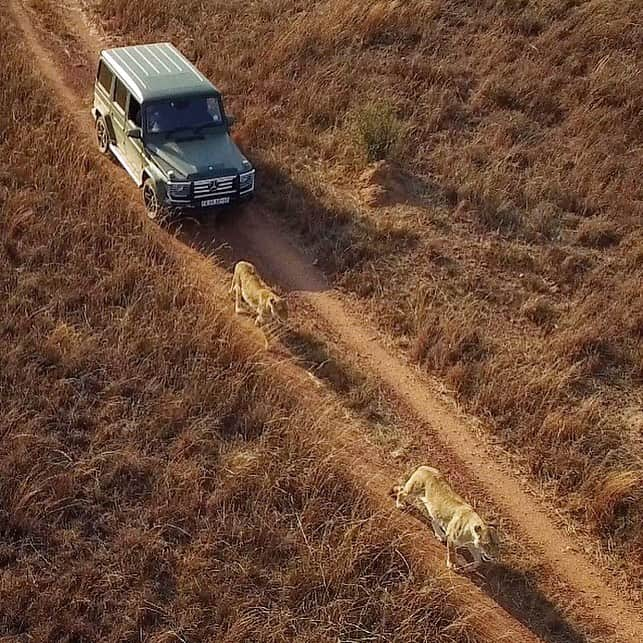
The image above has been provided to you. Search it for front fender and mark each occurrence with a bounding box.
[144,162,168,202]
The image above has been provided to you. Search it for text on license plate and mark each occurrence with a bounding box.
[201,197,230,207]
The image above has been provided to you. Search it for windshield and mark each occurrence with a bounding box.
[145,96,223,135]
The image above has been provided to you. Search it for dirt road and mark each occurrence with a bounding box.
[203,209,643,643]
[9,0,642,640]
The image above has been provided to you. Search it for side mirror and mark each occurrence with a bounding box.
[127,127,142,139]
[226,115,236,128]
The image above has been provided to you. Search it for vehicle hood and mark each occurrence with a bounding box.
[145,131,250,180]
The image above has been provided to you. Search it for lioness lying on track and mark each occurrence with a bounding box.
[394,465,499,571]
[230,260,288,349]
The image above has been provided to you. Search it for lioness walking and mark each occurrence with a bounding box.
[230,261,288,349]
[394,465,499,571]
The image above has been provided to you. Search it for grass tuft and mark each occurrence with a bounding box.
[575,218,622,249]
[355,102,406,162]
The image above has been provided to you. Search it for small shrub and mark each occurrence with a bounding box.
[486,241,535,271]
[355,102,405,162]
[591,470,643,535]
[625,237,643,268]
[485,82,523,110]
[540,398,600,444]
[511,10,544,37]
[529,91,564,125]
[575,217,621,249]
[527,201,562,241]
[413,308,488,371]
[477,201,524,236]
[563,329,620,377]
[521,296,558,328]
[445,361,481,398]
[559,250,593,285]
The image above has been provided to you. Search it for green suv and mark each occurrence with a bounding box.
[92,42,255,217]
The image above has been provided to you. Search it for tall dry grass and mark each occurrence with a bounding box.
[92,0,643,584]
[0,10,480,640]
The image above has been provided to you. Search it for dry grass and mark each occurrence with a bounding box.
[0,11,484,640]
[90,0,643,586]
[575,217,622,249]
[282,326,398,444]
[354,102,407,162]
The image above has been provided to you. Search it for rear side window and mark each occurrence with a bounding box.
[128,96,141,127]
[97,61,113,92]
[114,78,128,112]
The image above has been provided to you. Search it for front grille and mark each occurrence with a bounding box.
[193,176,236,199]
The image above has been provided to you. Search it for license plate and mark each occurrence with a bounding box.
[201,197,230,207]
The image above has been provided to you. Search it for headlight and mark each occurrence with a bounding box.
[167,181,191,198]
[239,170,255,191]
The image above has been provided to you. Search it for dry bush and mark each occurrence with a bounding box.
[557,249,593,286]
[476,200,525,237]
[520,296,559,329]
[575,217,622,249]
[591,470,643,536]
[527,201,563,242]
[0,11,480,640]
[355,102,406,162]
[412,301,490,400]
[539,397,603,445]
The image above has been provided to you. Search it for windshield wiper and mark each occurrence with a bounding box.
[193,122,221,134]
[163,126,193,139]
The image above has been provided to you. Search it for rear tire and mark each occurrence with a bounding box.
[143,179,161,220]
[95,115,110,155]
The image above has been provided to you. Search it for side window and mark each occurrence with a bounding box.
[128,96,141,127]
[114,78,128,112]
[97,61,113,93]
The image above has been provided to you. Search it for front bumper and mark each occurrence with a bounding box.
[165,189,254,209]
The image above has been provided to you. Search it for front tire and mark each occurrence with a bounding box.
[143,179,161,220]
[95,115,110,155]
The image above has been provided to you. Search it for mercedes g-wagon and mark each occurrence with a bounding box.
[92,43,254,217]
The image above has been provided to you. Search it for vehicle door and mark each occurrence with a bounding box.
[110,76,128,150]
[111,78,143,184]
[123,94,145,183]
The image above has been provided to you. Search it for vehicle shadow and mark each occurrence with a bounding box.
[170,155,418,295]
[174,206,328,295]
[255,158,419,278]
